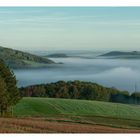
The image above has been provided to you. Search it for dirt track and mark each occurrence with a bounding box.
[0,118,140,133]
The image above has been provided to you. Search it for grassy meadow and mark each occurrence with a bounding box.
[0,97,135,133]
[13,97,140,120]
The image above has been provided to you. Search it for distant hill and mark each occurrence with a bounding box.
[47,53,68,58]
[47,53,93,59]
[0,46,55,69]
[100,51,140,59]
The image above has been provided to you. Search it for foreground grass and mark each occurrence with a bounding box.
[0,97,140,133]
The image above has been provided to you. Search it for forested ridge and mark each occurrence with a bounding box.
[20,80,140,104]
[0,46,54,69]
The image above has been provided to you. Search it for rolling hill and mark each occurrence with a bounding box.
[0,46,55,69]
[13,98,140,120]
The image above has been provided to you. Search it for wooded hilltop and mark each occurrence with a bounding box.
[20,80,140,105]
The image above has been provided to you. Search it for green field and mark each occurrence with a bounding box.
[0,96,140,133]
[13,98,140,120]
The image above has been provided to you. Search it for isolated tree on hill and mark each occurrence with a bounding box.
[0,59,21,116]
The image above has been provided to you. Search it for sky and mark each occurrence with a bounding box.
[0,7,140,51]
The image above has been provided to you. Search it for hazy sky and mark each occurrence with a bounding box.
[0,7,140,51]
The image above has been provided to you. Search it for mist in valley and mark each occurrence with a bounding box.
[12,51,140,93]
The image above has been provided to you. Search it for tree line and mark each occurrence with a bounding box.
[20,80,140,104]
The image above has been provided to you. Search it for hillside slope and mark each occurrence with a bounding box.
[14,98,140,120]
[0,46,55,69]
[13,98,140,131]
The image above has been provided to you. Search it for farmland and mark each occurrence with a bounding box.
[0,97,140,133]
[0,97,135,133]
[14,98,140,120]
